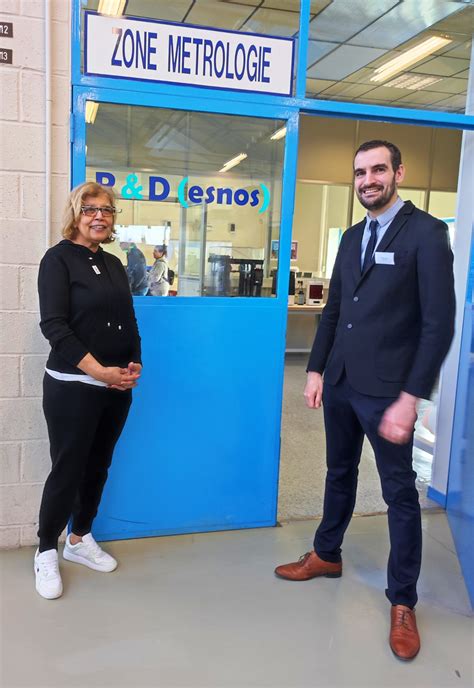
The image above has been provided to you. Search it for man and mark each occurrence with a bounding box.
[275,140,455,661]
[120,241,149,296]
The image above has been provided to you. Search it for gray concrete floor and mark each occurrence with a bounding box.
[278,354,437,521]
[1,512,472,688]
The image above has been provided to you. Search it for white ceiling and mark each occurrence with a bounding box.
[84,0,473,113]
[86,104,285,176]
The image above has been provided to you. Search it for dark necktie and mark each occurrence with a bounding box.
[362,219,379,274]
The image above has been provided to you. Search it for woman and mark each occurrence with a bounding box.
[34,182,142,599]
[148,244,169,297]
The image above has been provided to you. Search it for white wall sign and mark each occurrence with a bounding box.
[84,12,294,96]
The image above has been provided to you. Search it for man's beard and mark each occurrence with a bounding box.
[357,176,397,211]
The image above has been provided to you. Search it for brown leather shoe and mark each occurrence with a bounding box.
[274,551,342,581]
[389,605,420,661]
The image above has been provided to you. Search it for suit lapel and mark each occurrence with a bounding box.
[349,221,366,286]
[354,201,415,290]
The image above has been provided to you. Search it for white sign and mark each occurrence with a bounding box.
[84,12,294,96]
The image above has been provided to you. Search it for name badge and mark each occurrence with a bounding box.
[92,265,101,275]
[375,252,395,265]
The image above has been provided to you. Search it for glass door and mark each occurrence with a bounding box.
[74,91,297,541]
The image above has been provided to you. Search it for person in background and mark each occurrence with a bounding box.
[274,140,455,661]
[35,182,142,600]
[120,241,149,296]
[148,244,169,297]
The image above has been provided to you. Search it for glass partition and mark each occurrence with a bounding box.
[307,1,472,114]
[85,102,285,297]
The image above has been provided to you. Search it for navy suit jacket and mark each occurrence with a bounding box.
[307,201,455,399]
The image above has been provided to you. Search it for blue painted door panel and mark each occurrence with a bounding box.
[92,300,287,540]
[446,235,474,607]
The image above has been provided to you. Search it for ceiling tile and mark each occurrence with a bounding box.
[429,94,468,110]
[412,56,470,77]
[354,85,401,101]
[394,90,449,106]
[319,81,375,98]
[344,68,376,84]
[348,0,462,50]
[187,1,254,30]
[125,0,193,22]
[431,5,474,36]
[442,40,472,60]
[419,77,468,95]
[241,7,301,36]
[263,0,302,11]
[306,78,336,93]
[308,0,398,43]
[309,0,333,16]
[307,45,385,80]
[219,0,259,5]
[307,40,337,66]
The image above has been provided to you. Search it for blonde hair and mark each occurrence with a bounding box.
[62,182,118,244]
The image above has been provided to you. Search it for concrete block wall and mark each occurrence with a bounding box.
[0,1,70,548]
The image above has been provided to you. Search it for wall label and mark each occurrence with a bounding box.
[0,48,12,64]
[85,12,294,96]
[96,172,271,214]
[0,23,13,37]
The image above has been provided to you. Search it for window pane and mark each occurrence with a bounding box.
[85,103,285,297]
[307,1,472,114]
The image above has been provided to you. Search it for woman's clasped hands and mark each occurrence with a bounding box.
[103,362,142,391]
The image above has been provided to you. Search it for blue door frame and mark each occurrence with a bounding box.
[72,83,299,539]
[71,1,474,556]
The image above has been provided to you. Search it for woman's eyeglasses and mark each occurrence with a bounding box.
[81,205,121,217]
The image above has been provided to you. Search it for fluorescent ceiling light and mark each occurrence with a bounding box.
[270,126,287,141]
[97,0,127,17]
[219,153,247,173]
[385,74,443,90]
[85,101,99,124]
[370,36,452,83]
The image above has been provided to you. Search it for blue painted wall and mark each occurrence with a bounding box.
[446,229,474,607]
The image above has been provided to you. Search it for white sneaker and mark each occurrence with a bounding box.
[63,533,117,572]
[34,549,63,599]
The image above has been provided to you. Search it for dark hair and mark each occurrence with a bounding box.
[355,140,402,172]
[155,244,167,256]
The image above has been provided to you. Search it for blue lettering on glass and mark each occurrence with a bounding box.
[121,173,143,199]
[205,186,215,204]
[258,183,270,214]
[234,189,249,206]
[189,185,203,203]
[177,176,190,209]
[217,188,232,205]
[96,172,116,187]
[149,176,170,201]
[96,172,270,212]
[250,189,259,207]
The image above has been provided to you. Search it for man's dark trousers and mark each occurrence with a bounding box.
[314,372,421,609]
